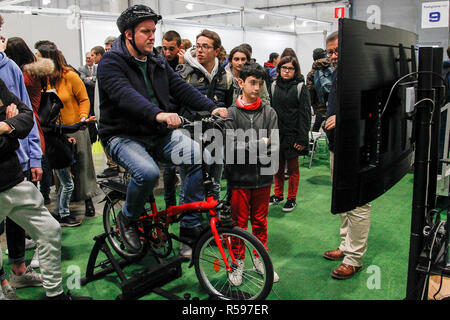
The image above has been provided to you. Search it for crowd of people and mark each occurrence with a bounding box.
[3,3,437,300]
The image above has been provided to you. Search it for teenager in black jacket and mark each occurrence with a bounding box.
[270,56,311,213]
[0,78,90,300]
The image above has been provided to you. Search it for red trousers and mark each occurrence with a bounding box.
[273,157,300,200]
[231,187,270,258]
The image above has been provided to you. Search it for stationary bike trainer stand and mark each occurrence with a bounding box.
[80,232,194,300]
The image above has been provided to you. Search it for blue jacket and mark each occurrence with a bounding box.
[97,36,218,144]
[0,52,42,171]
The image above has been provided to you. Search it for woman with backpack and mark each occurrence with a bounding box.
[37,44,97,219]
[269,56,311,212]
[4,37,54,205]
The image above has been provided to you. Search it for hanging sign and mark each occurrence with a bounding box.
[335,7,345,19]
[422,1,449,28]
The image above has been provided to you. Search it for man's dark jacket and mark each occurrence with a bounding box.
[97,35,218,145]
[0,78,35,192]
[325,69,338,152]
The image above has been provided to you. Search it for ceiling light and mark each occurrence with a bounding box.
[42,0,51,5]
[185,3,194,11]
[259,14,265,19]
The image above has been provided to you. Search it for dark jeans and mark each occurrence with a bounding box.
[40,155,52,198]
[5,170,33,265]
[162,163,178,208]
[312,114,326,132]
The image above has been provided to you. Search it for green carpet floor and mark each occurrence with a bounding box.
[2,142,419,300]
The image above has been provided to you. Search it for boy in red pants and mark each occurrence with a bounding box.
[224,63,280,285]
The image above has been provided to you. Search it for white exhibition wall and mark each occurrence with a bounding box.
[0,13,82,68]
[296,32,327,76]
[82,19,327,75]
[0,12,327,77]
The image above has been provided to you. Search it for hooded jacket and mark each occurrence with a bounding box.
[0,52,42,171]
[271,75,311,159]
[224,102,279,189]
[306,58,333,115]
[0,78,35,192]
[177,47,233,112]
[97,36,218,144]
[22,57,55,154]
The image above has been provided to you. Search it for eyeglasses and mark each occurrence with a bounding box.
[326,48,338,57]
[162,46,177,52]
[280,66,295,72]
[195,43,214,51]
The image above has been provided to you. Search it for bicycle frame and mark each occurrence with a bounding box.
[136,115,238,273]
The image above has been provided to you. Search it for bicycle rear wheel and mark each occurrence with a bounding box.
[103,191,146,260]
[193,226,273,300]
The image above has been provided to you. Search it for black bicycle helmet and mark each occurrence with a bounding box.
[116,5,162,34]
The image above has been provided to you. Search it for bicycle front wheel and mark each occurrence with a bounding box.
[193,226,273,300]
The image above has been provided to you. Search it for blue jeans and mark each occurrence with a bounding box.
[105,130,206,228]
[162,162,178,207]
[54,167,74,218]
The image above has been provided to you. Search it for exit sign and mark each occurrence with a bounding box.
[335,7,345,18]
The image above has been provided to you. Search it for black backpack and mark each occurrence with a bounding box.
[38,89,64,129]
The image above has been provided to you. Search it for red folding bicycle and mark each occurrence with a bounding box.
[101,114,274,300]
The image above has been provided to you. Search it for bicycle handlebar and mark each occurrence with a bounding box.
[179,114,233,129]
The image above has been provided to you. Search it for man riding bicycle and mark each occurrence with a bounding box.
[97,5,228,255]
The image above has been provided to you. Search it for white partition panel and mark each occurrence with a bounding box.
[296,32,326,76]
[0,13,82,68]
[244,29,296,67]
[82,19,121,59]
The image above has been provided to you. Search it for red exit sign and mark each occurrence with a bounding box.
[335,7,345,18]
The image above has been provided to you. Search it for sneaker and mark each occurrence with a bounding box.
[2,283,19,300]
[30,249,39,269]
[59,215,82,227]
[228,260,245,286]
[269,195,283,206]
[282,199,297,212]
[179,243,192,259]
[9,265,42,289]
[47,290,93,300]
[25,238,36,250]
[253,257,279,283]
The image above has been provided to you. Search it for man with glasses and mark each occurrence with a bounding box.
[97,5,228,255]
[162,30,185,71]
[323,31,371,280]
[177,29,234,257]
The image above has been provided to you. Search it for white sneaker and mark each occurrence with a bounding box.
[30,249,39,269]
[179,243,192,260]
[228,260,245,286]
[25,238,36,250]
[253,257,279,283]
[9,265,42,289]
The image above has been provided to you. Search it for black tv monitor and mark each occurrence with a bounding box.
[331,18,418,214]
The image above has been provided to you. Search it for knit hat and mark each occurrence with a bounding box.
[313,48,326,61]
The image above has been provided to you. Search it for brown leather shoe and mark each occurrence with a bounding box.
[323,248,344,261]
[331,263,363,280]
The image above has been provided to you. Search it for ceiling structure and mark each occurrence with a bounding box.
[0,0,347,33]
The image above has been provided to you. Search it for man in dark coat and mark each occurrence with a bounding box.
[97,5,228,255]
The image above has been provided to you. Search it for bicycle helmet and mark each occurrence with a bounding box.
[116,5,162,34]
